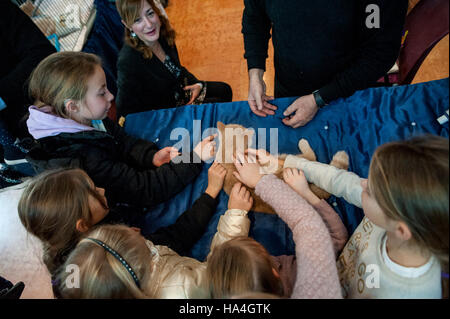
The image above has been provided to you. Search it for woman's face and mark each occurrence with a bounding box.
[131,0,161,45]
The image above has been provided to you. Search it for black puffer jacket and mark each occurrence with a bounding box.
[26,118,203,208]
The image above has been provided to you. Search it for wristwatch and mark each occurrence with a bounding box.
[312,90,327,109]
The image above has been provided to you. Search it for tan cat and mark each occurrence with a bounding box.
[215,121,349,214]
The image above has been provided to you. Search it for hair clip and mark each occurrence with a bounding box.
[87,238,141,288]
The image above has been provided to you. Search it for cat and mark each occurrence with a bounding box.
[215,121,349,214]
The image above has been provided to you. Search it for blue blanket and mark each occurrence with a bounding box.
[124,78,449,261]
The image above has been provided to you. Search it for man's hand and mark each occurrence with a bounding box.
[282,94,319,128]
[248,68,277,117]
[227,182,253,211]
[152,146,180,167]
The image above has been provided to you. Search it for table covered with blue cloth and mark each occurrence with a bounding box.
[124,78,449,261]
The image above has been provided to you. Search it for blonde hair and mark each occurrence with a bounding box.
[18,168,107,276]
[28,51,102,118]
[206,237,284,298]
[57,224,152,299]
[116,0,176,59]
[369,134,449,297]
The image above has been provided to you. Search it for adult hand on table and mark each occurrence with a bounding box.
[248,68,277,117]
[282,94,318,128]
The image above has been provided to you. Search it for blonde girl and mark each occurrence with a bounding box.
[26,51,216,210]
[56,182,255,299]
[206,236,286,298]
[57,224,152,299]
[281,134,449,298]
[18,163,227,298]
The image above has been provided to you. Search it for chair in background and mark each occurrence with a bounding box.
[378,0,449,86]
[398,0,449,84]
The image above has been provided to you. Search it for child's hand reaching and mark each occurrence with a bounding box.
[283,168,320,206]
[228,182,253,211]
[205,162,227,198]
[245,148,282,174]
[153,146,180,167]
[194,134,217,162]
[233,152,264,188]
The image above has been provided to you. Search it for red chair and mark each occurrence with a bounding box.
[398,0,449,84]
[378,0,449,85]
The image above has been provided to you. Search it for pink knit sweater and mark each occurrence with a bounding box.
[255,174,342,299]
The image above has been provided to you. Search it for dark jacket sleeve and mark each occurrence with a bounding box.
[0,1,56,108]
[242,0,272,71]
[147,193,218,256]
[84,146,203,208]
[318,0,408,103]
[104,118,159,170]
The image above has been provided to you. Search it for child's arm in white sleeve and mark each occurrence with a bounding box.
[284,155,363,208]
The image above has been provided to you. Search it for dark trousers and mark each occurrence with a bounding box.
[203,81,233,104]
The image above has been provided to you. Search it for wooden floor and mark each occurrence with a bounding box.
[165,0,274,102]
[165,0,448,101]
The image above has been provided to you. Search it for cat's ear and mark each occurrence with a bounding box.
[217,121,225,132]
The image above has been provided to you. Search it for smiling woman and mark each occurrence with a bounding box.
[115,0,233,118]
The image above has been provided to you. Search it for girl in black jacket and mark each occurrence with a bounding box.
[26,51,216,210]
[115,0,232,118]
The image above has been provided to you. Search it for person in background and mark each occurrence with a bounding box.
[0,0,55,187]
[115,0,232,119]
[242,0,408,128]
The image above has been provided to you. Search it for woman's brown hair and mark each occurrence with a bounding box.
[116,0,176,59]
[369,134,449,297]
[57,224,152,299]
[206,236,284,298]
[18,168,107,276]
